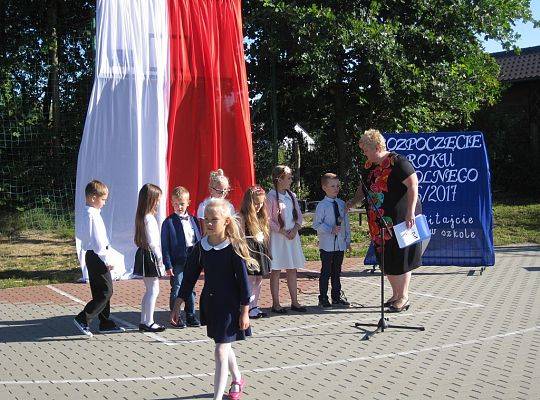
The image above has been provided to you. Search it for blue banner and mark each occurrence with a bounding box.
[364,132,495,267]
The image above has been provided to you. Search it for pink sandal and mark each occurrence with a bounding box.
[228,378,245,399]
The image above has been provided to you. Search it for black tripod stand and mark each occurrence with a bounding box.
[354,176,425,340]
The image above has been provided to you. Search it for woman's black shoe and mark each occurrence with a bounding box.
[388,299,410,313]
[271,306,287,314]
[383,299,396,308]
[290,305,307,312]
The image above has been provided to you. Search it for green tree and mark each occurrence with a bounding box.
[0,0,95,212]
[244,0,535,198]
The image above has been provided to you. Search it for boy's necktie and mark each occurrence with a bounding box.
[333,200,341,228]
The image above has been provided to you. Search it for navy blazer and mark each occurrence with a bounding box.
[161,213,201,270]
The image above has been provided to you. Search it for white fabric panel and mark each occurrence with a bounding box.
[75,0,170,279]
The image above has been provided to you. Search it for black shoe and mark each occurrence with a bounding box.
[249,311,268,319]
[290,304,307,312]
[318,298,332,308]
[73,317,93,337]
[186,314,201,327]
[388,298,410,313]
[140,323,166,332]
[271,306,287,314]
[98,324,126,334]
[170,318,186,329]
[384,299,396,308]
[332,298,350,307]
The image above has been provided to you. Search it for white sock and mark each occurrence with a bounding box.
[141,277,159,326]
[214,343,231,399]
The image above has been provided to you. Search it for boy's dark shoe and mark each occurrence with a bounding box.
[332,297,350,307]
[186,314,201,327]
[318,298,332,308]
[98,321,126,334]
[170,317,187,328]
[73,316,93,337]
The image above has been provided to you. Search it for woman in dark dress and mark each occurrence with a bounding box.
[170,198,257,400]
[348,129,422,312]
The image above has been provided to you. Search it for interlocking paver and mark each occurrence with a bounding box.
[0,244,539,399]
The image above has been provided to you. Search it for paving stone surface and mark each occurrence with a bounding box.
[0,244,539,399]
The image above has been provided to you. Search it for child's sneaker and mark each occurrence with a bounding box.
[318,298,332,308]
[97,323,126,334]
[73,317,93,337]
[170,317,187,328]
[332,297,350,307]
[186,314,201,327]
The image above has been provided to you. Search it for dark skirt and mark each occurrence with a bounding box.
[246,238,271,276]
[200,289,252,343]
[133,247,162,278]
[375,238,422,275]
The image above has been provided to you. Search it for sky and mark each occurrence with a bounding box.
[482,0,540,53]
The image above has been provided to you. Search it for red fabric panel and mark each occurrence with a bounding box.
[167,0,254,213]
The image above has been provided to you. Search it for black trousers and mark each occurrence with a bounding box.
[77,250,113,326]
[319,250,344,301]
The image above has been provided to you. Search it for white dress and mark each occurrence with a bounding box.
[270,192,305,270]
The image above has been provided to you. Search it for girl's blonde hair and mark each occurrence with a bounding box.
[358,128,386,151]
[239,185,269,246]
[134,183,162,248]
[208,169,229,189]
[205,198,259,272]
[271,165,299,229]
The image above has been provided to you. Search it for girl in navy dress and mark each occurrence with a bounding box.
[171,198,256,400]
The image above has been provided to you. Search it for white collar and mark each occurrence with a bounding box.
[86,205,101,214]
[201,236,231,251]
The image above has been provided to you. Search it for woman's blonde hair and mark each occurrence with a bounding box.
[271,165,299,229]
[134,183,162,248]
[358,128,386,151]
[205,198,259,272]
[208,169,229,189]
[239,185,269,246]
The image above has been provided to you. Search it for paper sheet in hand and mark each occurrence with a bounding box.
[392,214,431,249]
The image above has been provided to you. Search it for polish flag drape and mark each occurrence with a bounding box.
[75,0,254,279]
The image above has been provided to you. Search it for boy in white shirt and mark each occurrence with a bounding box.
[312,173,351,308]
[73,180,125,337]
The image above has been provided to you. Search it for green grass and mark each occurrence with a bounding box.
[492,200,540,246]
[0,230,79,289]
[301,211,371,261]
[0,200,538,289]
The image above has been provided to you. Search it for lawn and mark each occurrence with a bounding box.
[0,200,538,289]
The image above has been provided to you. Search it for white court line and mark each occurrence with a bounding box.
[164,304,481,346]
[45,285,173,345]
[299,267,485,307]
[47,272,481,348]
[357,280,485,307]
[1,325,537,386]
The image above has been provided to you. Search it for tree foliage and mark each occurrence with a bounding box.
[0,0,95,210]
[243,0,535,198]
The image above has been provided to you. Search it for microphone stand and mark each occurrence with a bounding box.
[354,175,425,340]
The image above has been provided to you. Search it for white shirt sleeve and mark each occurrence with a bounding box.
[144,214,163,266]
[197,199,207,219]
[90,212,112,266]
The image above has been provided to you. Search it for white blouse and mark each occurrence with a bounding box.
[144,213,163,266]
